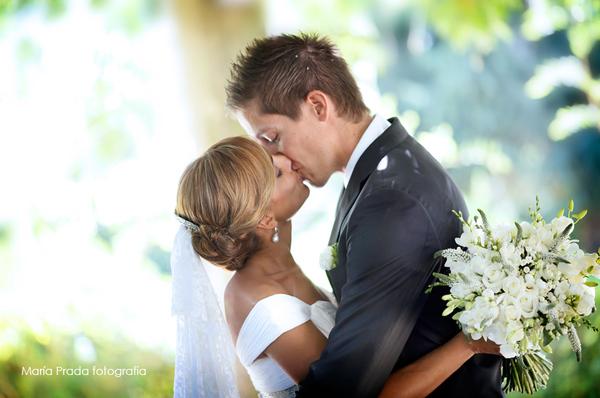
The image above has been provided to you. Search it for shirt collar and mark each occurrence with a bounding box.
[344,113,391,187]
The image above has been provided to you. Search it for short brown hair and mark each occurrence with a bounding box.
[226,32,369,122]
[175,136,275,271]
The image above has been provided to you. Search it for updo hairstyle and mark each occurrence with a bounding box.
[175,136,275,271]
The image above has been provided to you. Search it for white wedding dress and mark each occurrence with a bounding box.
[237,294,337,398]
[171,225,337,398]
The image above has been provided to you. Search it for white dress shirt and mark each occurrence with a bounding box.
[343,114,391,187]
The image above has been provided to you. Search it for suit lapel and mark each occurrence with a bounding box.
[328,118,408,245]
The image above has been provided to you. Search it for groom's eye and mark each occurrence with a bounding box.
[265,134,279,144]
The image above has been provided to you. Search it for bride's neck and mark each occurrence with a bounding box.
[245,220,295,275]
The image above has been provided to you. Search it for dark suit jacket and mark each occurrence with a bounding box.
[297,118,504,397]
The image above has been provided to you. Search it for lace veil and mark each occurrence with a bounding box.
[171,224,240,398]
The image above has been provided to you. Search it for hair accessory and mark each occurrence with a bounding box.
[175,214,199,233]
[272,222,279,243]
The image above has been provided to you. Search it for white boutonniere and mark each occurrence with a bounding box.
[319,243,339,271]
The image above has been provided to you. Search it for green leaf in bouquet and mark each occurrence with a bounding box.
[587,266,595,274]
[442,306,456,317]
[514,222,523,246]
[573,209,587,223]
[584,280,598,287]
[542,345,552,354]
[568,199,574,213]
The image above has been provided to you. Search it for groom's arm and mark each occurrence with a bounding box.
[297,189,442,398]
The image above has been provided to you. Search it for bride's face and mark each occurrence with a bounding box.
[270,154,310,221]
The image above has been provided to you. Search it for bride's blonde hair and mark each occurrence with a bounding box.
[175,136,275,271]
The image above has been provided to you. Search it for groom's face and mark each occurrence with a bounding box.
[239,101,337,188]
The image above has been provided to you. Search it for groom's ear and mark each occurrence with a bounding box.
[306,91,329,122]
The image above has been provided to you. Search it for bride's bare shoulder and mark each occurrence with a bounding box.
[224,270,287,341]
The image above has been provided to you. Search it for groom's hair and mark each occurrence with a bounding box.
[226,32,369,122]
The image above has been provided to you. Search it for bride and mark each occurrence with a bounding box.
[171,136,500,398]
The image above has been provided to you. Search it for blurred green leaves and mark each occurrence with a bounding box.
[521,0,600,141]
[0,317,174,398]
[421,0,523,54]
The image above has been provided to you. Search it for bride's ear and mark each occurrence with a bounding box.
[256,214,277,230]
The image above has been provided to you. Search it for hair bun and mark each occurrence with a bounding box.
[175,136,275,271]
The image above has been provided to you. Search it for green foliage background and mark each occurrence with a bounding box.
[0,0,599,397]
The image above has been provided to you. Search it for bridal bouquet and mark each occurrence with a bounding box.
[430,198,599,394]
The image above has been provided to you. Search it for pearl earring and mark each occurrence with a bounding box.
[272,222,279,243]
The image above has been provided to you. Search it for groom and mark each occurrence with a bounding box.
[226,33,504,397]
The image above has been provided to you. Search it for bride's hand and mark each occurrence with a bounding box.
[465,334,502,356]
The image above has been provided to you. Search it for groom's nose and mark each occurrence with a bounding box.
[274,154,293,169]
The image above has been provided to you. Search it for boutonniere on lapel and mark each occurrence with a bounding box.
[319,242,339,271]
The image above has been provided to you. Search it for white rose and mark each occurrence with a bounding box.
[541,263,560,283]
[516,292,539,318]
[499,296,522,323]
[502,276,523,298]
[523,274,540,296]
[319,246,336,271]
[482,263,506,292]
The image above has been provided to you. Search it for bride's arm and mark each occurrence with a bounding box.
[379,333,501,398]
[264,320,328,384]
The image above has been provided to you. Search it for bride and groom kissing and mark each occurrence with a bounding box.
[171,33,505,397]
